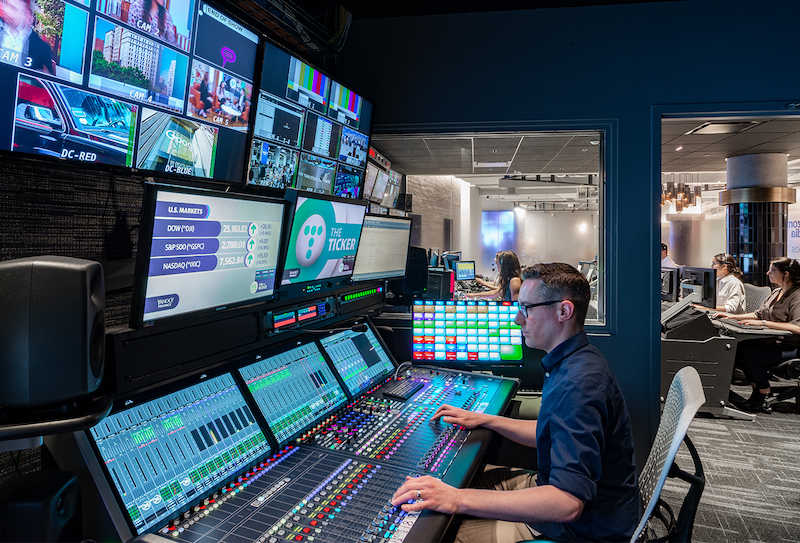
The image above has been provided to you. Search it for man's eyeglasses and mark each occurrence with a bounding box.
[518,300,562,317]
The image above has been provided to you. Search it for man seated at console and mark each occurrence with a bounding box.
[392,263,641,542]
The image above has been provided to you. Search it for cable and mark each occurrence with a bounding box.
[394,361,412,381]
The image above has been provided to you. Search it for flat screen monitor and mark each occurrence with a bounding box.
[378,169,402,209]
[681,266,717,309]
[428,247,440,267]
[363,162,380,200]
[248,140,299,189]
[369,169,389,204]
[318,323,396,396]
[455,261,476,281]
[351,215,412,282]
[87,371,270,536]
[661,267,680,302]
[332,164,364,199]
[442,252,461,271]
[130,183,285,328]
[3,0,260,183]
[280,190,367,286]
[248,40,373,192]
[412,300,524,368]
[237,339,347,445]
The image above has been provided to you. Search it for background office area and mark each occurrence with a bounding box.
[2,0,800,542]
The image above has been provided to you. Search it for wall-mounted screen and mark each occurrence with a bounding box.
[247,40,373,191]
[280,191,367,286]
[351,215,411,282]
[332,164,363,199]
[248,140,299,189]
[1,0,259,183]
[369,169,389,204]
[131,183,285,327]
[412,300,524,367]
[379,168,402,208]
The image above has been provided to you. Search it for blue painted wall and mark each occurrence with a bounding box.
[336,0,800,464]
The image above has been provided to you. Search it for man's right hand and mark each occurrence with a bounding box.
[431,404,488,429]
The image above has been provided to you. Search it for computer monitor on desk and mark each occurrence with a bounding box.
[681,267,717,309]
[455,261,476,281]
[442,252,461,270]
[661,267,680,302]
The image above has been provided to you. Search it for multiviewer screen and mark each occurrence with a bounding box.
[412,300,523,364]
[137,187,284,324]
[319,327,395,396]
[89,373,270,536]
[351,216,411,282]
[238,341,346,445]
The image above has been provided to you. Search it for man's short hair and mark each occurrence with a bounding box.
[521,263,591,325]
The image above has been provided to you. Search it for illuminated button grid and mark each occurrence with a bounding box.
[411,300,523,362]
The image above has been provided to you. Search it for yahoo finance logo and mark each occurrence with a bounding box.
[296,214,326,267]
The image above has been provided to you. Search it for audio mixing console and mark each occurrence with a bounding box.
[64,323,517,543]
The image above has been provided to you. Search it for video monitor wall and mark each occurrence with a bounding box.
[247,40,372,196]
[1,0,259,183]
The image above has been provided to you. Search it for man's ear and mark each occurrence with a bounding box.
[558,300,575,322]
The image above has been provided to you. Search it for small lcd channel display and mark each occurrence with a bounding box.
[86,370,270,536]
[130,182,285,328]
[318,320,396,396]
[351,215,411,282]
[279,189,367,287]
[236,337,347,445]
[412,300,524,367]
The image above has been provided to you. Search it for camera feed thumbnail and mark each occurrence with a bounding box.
[296,152,335,195]
[286,56,329,115]
[193,2,259,82]
[248,139,298,189]
[301,111,341,160]
[328,81,362,130]
[13,74,137,166]
[89,17,188,113]
[187,60,252,132]
[333,164,363,199]
[252,91,304,147]
[137,107,218,177]
[0,0,88,84]
[339,126,367,169]
[98,0,193,52]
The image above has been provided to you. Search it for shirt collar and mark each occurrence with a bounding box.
[541,330,590,373]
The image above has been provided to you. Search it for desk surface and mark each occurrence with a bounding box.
[711,318,792,339]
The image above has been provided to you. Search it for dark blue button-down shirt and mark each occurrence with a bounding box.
[529,332,642,542]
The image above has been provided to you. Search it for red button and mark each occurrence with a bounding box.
[323,507,331,513]
[303,528,311,533]
[317,513,324,519]
[310,521,318,526]
[329,500,337,506]
[295,537,303,541]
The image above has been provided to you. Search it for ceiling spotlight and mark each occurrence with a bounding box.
[676,146,683,151]
[589,140,600,145]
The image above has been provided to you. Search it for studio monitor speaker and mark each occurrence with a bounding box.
[396,193,412,212]
[389,246,428,297]
[0,256,105,408]
[0,471,81,542]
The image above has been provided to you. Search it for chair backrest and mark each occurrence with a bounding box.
[743,283,772,314]
[631,366,706,543]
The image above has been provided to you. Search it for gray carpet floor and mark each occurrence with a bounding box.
[662,399,800,543]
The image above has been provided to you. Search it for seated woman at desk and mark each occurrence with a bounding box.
[464,250,522,301]
[712,252,746,313]
[714,257,800,412]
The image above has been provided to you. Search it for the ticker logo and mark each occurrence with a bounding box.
[295,214,326,266]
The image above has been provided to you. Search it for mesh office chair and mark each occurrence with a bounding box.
[743,283,772,313]
[519,367,706,543]
[632,365,706,542]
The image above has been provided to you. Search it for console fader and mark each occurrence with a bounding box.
[149,367,515,543]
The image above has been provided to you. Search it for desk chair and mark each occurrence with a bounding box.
[763,351,800,414]
[743,283,772,313]
[519,367,706,543]
[632,365,706,542]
